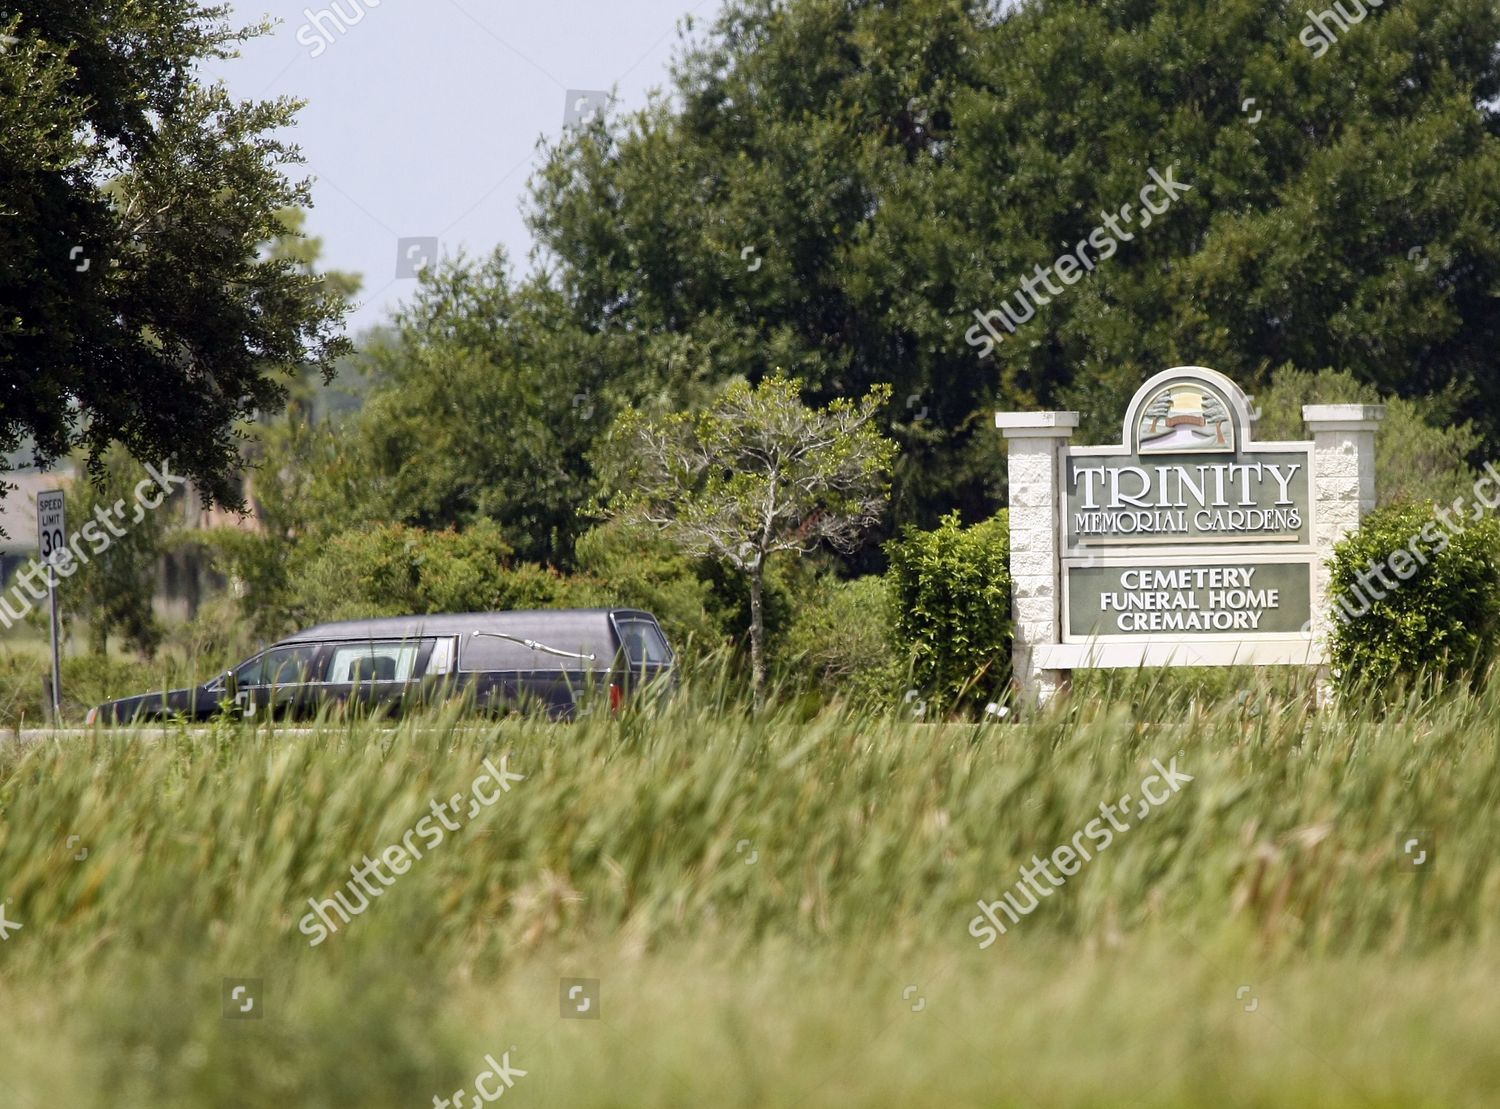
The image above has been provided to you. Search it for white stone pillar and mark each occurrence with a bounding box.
[1303,404,1384,659]
[995,411,1079,706]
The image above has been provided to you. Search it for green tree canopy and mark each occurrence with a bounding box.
[528,0,1500,534]
[330,251,611,564]
[0,4,349,504]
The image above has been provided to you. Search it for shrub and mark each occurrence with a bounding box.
[157,594,262,675]
[781,575,898,707]
[575,521,816,671]
[290,520,599,624]
[1327,501,1500,694]
[0,648,46,727]
[57,446,181,657]
[884,510,1011,713]
[0,647,171,727]
[573,521,734,656]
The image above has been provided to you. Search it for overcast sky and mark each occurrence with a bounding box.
[202,0,725,337]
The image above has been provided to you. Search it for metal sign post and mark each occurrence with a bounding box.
[36,490,66,721]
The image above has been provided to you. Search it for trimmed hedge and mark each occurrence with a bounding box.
[1328,501,1500,694]
[885,510,1011,713]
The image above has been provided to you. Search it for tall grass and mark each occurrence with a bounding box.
[2,668,1499,1105]
[0,594,260,726]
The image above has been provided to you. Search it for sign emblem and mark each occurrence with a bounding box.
[1135,380,1236,453]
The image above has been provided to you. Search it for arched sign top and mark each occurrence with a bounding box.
[1121,366,1257,455]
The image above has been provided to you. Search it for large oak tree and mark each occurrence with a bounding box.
[0,4,349,505]
[527,0,1500,541]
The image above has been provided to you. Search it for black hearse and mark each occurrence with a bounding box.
[87,608,675,723]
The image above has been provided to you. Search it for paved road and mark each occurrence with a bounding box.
[3,726,379,744]
[2,722,522,744]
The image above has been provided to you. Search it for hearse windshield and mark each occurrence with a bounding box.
[233,644,319,687]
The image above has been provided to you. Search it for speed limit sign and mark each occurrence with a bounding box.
[37,488,66,719]
[36,489,66,567]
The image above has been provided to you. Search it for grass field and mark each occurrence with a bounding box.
[2,668,1498,1106]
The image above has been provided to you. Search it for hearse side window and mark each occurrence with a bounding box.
[237,644,320,687]
[426,636,457,676]
[616,618,672,664]
[326,642,420,683]
[462,633,599,671]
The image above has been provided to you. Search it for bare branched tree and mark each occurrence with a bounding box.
[597,375,896,706]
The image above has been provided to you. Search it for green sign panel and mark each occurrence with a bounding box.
[1067,561,1313,639]
[1064,452,1311,547]
[1064,372,1311,548]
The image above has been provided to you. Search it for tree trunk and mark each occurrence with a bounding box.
[749,562,766,711]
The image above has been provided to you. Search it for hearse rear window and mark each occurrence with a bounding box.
[326,642,420,683]
[616,619,672,664]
